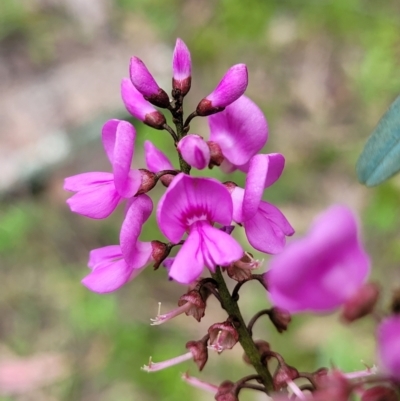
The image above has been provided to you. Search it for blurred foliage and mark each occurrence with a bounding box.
[2,0,400,400]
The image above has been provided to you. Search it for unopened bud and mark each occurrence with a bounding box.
[341,282,380,323]
[207,141,225,167]
[137,169,157,194]
[151,241,169,269]
[361,386,398,401]
[178,290,206,322]
[144,110,167,130]
[215,380,238,401]
[186,339,208,371]
[208,321,239,353]
[269,307,292,333]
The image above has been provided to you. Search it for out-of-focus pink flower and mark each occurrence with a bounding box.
[129,56,170,108]
[196,64,248,116]
[172,38,191,96]
[229,153,294,254]
[82,195,153,293]
[157,174,243,284]
[121,78,166,129]
[64,119,141,219]
[177,134,210,170]
[267,205,370,313]
[208,95,268,172]
[377,315,400,381]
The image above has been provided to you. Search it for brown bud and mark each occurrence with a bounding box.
[178,290,206,322]
[186,339,208,371]
[144,110,167,129]
[159,173,176,187]
[144,88,170,108]
[341,282,380,323]
[151,241,169,269]
[215,380,238,401]
[361,386,398,401]
[207,140,225,167]
[269,307,292,333]
[137,169,157,194]
[196,98,224,117]
[226,252,261,282]
[173,77,191,97]
[208,321,239,353]
[243,340,271,365]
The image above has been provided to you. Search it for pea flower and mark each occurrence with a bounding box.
[229,153,294,254]
[377,315,400,381]
[157,174,243,284]
[267,205,370,313]
[64,119,141,219]
[172,38,192,96]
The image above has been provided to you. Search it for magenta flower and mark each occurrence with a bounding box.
[229,153,294,254]
[208,95,268,172]
[377,315,400,381]
[177,134,210,170]
[144,140,174,173]
[121,78,166,129]
[267,205,370,313]
[129,57,170,108]
[64,119,141,219]
[196,64,248,116]
[82,195,153,293]
[172,38,191,96]
[157,174,243,284]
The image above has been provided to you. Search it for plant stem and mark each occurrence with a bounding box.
[211,267,274,393]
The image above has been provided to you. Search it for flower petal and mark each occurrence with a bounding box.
[88,245,122,269]
[64,172,114,192]
[173,38,191,81]
[377,316,400,380]
[144,140,174,172]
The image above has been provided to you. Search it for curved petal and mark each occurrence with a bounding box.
[144,140,174,172]
[82,258,132,293]
[101,119,120,164]
[230,186,244,222]
[157,174,233,243]
[129,56,160,97]
[208,95,268,166]
[64,172,114,192]
[66,181,121,219]
[244,201,294,254]
[377,316,400,380]
[263,153,285,188]
[130,241,153,269]
[88,245,122,269]
[177,135,210,170]
[169,230,204,284]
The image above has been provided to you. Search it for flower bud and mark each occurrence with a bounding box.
[361,386,398,401]
[137,169,157,194]
[208,321,239,353]
[269,307,292,333]
[186,339,208,371]
[178,290,206,322]
[196,64,248,116]
[215,380,238,401]
[207,141,225,167]
[341,282,380,323]
[177,134,210,170]
[121,78,166,129]
[129,57,170,108]
[172,38,192,97]
[273,362,299,390]
[151,240,169,269]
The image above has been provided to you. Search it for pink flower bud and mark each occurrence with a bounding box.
[172,38,191,96]
[129,57,170,108]
[269,307,292,333]
[196,64,248,116]
[177,134,210,170]
[215,381,238,401]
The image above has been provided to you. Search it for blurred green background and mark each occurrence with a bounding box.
[1,1,400,400]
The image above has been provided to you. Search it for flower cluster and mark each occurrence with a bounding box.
[64,39,400,400]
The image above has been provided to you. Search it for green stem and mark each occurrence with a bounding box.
[211,267,274,393]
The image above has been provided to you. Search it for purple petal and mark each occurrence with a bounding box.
[129,56,160,98]
[157,174,233,243]
[177,135,210,170]
[244,201,294,254]
[88,245,122,269]
[101,119,120,164]
[144,140,174,172]
[230,186,244,222]
[267,205,370,313]
[205,64,248,108]
[66,180,121,219]
[173,38,191,81]
[208,96,268,166]
[64,172,114,192]
[377,316,400,380]
[263,153,285,188]
[121,78,158,121]
[82,258,132,293]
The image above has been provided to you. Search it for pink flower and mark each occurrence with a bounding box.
[157,174,243,284]
[229,154,294,254]
[267,205,370,313]
[82,195,153,293]
[177,134,210,170]
[144,140,174,173]
[196,64,248,116]
[64,120,141,219]
[377,315,400,381]
[121,78,166,129]
[208,95,268,172]
[129,57,170,108]
[172,38,191,96]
